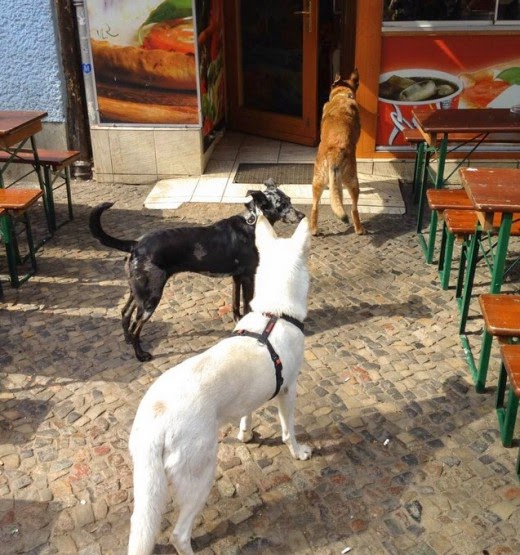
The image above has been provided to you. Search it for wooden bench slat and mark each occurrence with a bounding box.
[0,188,43,210]
[444,209,520,236]
[427,188,472,210]
[479,294,520,337]
[0,148,80,169]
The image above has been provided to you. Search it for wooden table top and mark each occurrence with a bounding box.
[0,110,47,148]
[413,108,520,134]
[460,167,520,213]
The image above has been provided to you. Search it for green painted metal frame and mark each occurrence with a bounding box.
[496,359,520,447]
[458,213,513,393]
[414,132,489,264]
[0,208,38,288]
[42,165,74,232]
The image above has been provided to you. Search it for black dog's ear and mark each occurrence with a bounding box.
[246,189,269,209]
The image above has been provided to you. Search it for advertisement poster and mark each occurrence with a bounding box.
[86,0,199,125]
[377,35,520,147]
[195,0,225,147]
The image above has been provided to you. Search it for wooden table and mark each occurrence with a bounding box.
[0,110,47,189]
[458,167,520,392]
[412,108,520,264]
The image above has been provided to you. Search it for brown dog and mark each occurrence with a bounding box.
[311,69,365,236]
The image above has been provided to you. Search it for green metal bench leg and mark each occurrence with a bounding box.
[455,239,468,300]
[439,226,455,290]
[475,330,493,393]
[0,212,20,287]
[496,362,519,447]
[458,230,481,333]
[43,166,57,233]
[0,211,38,288]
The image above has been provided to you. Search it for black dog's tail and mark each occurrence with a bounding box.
[89,202,137,253]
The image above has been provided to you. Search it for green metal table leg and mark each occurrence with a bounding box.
[412,141,425,205]
[459,228,481,380]
[488,213,512,294]
[425,137,448,264]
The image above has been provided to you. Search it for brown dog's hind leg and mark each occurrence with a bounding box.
[311,178,326,236]
[345,177,366,235]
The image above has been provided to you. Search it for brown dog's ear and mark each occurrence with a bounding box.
[332,73,342,86]
[348,68,360,91]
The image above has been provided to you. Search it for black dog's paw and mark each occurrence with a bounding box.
[137,351,153,362]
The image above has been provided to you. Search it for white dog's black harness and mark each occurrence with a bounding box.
[234,313,304,399]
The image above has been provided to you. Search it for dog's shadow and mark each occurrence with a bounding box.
[306,297,431,335]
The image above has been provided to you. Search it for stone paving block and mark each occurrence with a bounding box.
[1,181,520,553]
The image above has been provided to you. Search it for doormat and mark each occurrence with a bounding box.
[233,163,314,185]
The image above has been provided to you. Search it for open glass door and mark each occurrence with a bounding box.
[225,0,319,145]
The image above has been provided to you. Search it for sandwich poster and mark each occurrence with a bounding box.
[377,34,520,147]
[86,0,223,126]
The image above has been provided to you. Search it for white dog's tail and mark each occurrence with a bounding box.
[327,151,348,223]
[128,429,168,555]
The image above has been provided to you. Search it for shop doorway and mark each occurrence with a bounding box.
[224,1,354,147]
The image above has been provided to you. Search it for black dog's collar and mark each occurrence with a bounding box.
[245,210,257,225]
[234,313,304,399]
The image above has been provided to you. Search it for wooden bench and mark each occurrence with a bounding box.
[478,294,520,405]
[480,293,520,478]
[497,344,520,459]
[442,210,520,300]
[427,189,473,289]
[0,188,44,287]
[0,148,80,232]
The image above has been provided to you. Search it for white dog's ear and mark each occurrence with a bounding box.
[255,214,277,247]
[292,217,311,254]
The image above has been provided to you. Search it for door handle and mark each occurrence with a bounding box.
[294,0,312,33]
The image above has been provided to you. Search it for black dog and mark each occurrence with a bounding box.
[89,179,305,361]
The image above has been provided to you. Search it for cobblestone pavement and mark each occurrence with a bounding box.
[1,180,520,555]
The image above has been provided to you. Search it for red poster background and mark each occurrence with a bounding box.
[377,34,520,147]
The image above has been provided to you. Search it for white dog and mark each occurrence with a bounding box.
[128,214,312,555]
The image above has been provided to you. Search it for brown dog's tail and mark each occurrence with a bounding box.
[89,202,137,253]
[327,152,349,224]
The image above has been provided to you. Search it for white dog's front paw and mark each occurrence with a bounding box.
[293,443,312,460]
[237,429,253,443]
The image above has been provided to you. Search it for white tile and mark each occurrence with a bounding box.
[192,177,227,201]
